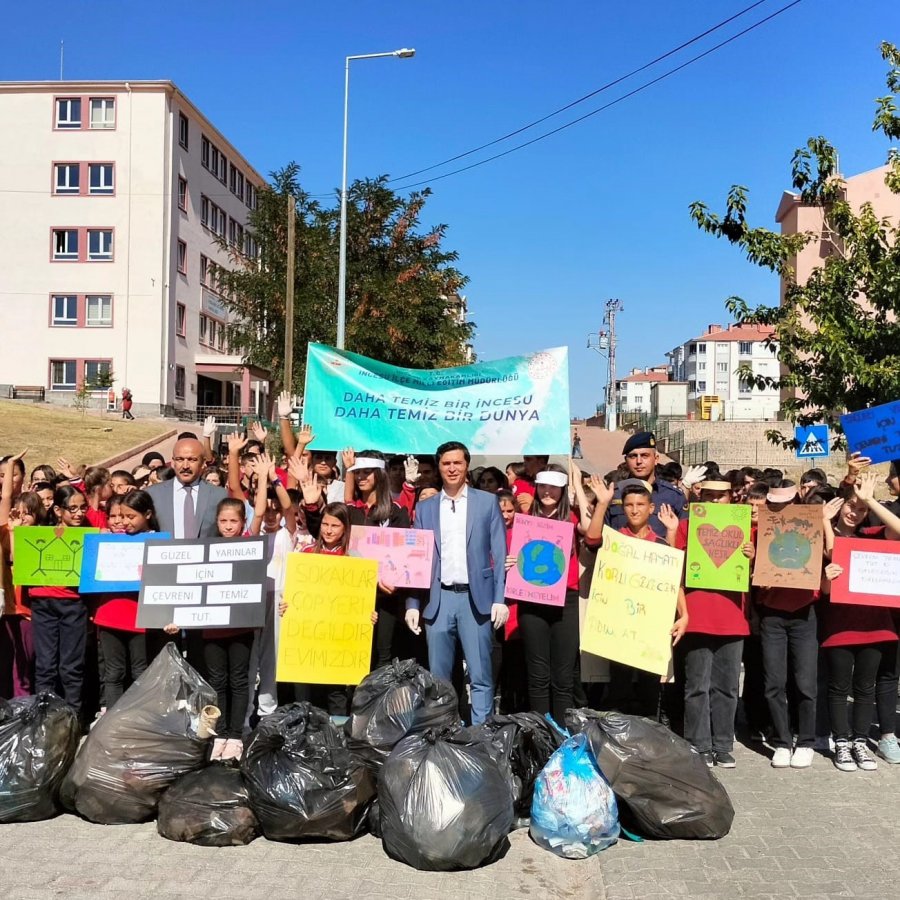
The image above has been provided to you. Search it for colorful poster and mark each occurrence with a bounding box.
[12,526,100,587]
[277,553,378,685]
[840,400,900,465]
[302,343,570,455]
[136,537,269,629]
[752,506,823,591]
[580,526,683,676]
[504,513,574,607]
[831,537,900,608]
[348,525,434,589]
[79,532,171,593]
[686,503,751,592]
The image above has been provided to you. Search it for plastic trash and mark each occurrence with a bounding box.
[158,766,259,846]
[60,643,217,824]
[530,732,620,859]
[0,693,80,823]
[569,709,735,840]
[242,702,374,842]
[345,659,459,774]
[379,727,514,871]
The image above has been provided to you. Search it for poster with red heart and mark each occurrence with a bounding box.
[686,503,752,591]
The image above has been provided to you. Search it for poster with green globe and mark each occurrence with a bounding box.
[752,505,823,591]
[504,514,574,607]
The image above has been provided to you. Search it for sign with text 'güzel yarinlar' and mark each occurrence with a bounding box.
[301,343,570,455]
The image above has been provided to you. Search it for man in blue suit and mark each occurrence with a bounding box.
[405,441,509,724]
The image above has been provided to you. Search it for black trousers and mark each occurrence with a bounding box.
[31,599,86,715]
[518,589,580,726]
[202,633,254,738]
[98,627,148,707]
[681,634,743,754]
[827,642,896,741]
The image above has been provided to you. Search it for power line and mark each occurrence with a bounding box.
[388,0,803,192]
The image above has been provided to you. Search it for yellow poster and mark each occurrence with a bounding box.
[581,526,684,676]
[277,553,378,685]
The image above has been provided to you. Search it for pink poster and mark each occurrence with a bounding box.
[504,514,574,607]
[348,526,435,589]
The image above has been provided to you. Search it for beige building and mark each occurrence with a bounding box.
[0,80,270,417]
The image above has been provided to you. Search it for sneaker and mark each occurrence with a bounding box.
[852,739,878,771]
[220,738,244,762]
[771,747,792,768]
[714,751,736,768]
[876,735,900,764]
[790,747,814,768]
[833,740,857,772]
[209,737,227,761]
[699,751,715,768]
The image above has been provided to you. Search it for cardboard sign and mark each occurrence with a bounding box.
[580,526,683,676]
[752,506,823,591]
[12,526,100,587]
[277,553,378,685]
[348,525,434,589]
[504,514,574,607]
[136,537,268,629]
[686,503,751,592]
[831,537,900,608]
[840,400,900,465]
[795,425,829,459]
[79,532,171,593]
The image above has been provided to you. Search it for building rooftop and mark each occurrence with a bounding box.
[618,371,670,384]
[688,323,775,344]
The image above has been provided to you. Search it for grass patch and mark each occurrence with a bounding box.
[0,401,172,470]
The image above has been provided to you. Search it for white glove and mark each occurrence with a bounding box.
[491,603,509,630]
[404,454,419,485]
[405,608,421,635]
[202,415,217,439]
[681,465,708,489]
[276,390,294,419]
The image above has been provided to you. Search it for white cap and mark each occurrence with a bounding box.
[534,470,568,488]
[348,457,386,472]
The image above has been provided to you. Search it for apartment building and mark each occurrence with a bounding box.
[615,366,669,413]
[0,80,269,416]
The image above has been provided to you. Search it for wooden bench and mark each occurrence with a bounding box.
[8,385,46,401]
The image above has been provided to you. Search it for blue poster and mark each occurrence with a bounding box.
[841,400,900,465]
[79,532,170,593]
[795,425,829,459]
[302,343,570,454]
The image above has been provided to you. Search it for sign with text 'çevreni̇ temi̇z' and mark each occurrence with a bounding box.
[136,537,268,629]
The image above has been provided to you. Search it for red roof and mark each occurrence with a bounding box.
[618,372,670,384]
[690,325,775,344]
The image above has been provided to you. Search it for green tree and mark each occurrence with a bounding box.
[689,42,900,447]
[215,165,473,397]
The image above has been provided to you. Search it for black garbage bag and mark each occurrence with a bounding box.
[242,702,374,842]
[568,709,735,840]
[464,712,564,818]
[379,727,514,871]
[367,796,382,838]
[345,659,458,774]
[61,643,217,824]
[158,766,259,846]
[0,692,80,823]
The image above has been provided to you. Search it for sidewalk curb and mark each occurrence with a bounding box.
[97,428,178,469]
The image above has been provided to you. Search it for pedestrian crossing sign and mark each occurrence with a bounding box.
[795,425,829,459]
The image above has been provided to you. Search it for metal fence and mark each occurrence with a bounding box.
[682,439,710,466]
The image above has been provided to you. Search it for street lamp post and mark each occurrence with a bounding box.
[337,47,416,350]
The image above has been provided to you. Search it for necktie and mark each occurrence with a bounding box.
[183,484,197,538]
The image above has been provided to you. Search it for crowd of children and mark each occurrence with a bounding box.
[1,414,898,773]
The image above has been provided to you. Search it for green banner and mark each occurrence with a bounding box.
[685,504,751,592]
[12,526,100,587]
[302,343,570,455]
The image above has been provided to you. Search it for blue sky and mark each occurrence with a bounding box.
[2,1,895,415]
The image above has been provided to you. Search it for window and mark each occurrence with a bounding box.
[236,171,244,202]
[87,229,113,260]
[217,324,225,351]
[201,195,210,227]
[178,177,187,211]
[697,362,706,371]
[176,303,186,337]
[739,378,753,395]
[54,163,80,195]
[52,229,78,260]
[177,240,187,274]
[55,97,81,129]
[739,341,753,355]
[179,113,189,149]
[201,136,210,170]
[208,319,218,348]
[697,380,707,392]
[89,98,115,129]
[246,183,257,210]
[88,163,114,195]
[84,359,111,386]
[229,164,237,194]
[51,295,78,326]
[688,379,696,393]
[85,295,112,327]
[212,204,226,237]
[175,365,186,400]
[200,254,209,286]
[199,314,208,344]
[697,343,707,354]
[688,343,696,356]
[217,152,227,184]
[50,360,77,390]
[717,362,728,372]
[234,222,244,250]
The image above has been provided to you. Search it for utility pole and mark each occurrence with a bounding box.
[604,299,624,431]
[284,193,296,391]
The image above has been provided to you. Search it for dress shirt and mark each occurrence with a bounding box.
[439,485,469,585]
[173,479,200,539]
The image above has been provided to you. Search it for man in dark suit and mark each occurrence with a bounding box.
[146,437,226,539]
[405,441,508,724]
